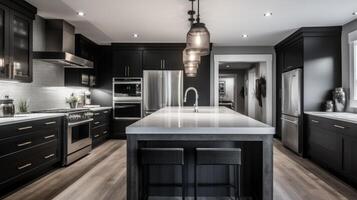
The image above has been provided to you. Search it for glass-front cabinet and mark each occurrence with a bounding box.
[10,12,32,82]
[0,1,35,82]
[0,5,9,80]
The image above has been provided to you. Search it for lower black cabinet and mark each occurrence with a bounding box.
[306,114,357,187]
[91,109,111,148]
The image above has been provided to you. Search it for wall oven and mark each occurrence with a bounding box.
[113,77,143,120]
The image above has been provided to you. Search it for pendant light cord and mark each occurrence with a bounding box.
[197,0,200,23]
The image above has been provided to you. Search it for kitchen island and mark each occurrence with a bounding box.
[126,107,275,200]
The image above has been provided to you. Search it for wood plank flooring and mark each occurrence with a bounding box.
[3,139,357,200]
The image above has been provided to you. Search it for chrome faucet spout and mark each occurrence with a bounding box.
[184,87,199,112]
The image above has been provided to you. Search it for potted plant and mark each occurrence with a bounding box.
[66,93,79,109]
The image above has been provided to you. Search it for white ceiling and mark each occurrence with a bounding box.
[26,0,357,46]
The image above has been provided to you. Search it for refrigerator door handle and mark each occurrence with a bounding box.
[281,117,298,125]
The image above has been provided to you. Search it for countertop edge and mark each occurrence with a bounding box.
[0,113,65,126]
[304,111,357,124]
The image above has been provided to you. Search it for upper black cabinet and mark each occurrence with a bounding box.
[283,39,303,71]
[0,1,36,82]
[143,49,183,70]
[65,34,98,87]
[112,49,142,77]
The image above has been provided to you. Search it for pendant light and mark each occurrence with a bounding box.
[184,62,198,77]
[182,48,201,65]
[186,0,210,56]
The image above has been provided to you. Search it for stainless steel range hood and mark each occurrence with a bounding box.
[33,19,93,69]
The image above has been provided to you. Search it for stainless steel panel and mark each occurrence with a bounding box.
[281,114,300,153]
[33,52,94,68]
[143,71,163,111]
[67,122,92,155]
[163,70,183,107]
[282,68,302,117]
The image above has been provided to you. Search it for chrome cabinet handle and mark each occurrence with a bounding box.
[94,134,100,138]
[281,118,298,125]
[18,126,32,131]
[163,60,166,69]
[44,154,55,159]
[103,111,109,114]
[45,121,56,125]
[103,131,108,134]
[311,120,319,123]
[44,134,56,139]
[17,141,32,147]
[94,121,100,125]
[333,125,345,129]
[94,113,100,116]
[128,66,130,76]
[17,163,32,170]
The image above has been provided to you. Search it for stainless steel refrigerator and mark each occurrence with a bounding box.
[281,68,302,154]
[143,70,183,116]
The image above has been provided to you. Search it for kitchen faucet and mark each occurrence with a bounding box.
[184,87,199,112]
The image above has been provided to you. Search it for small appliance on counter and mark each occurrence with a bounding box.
[0,95,15,118]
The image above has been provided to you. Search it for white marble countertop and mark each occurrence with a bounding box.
[305,111,357,124]
[126,106,275,134]
[88,107,112,112]
[0,113,65,126]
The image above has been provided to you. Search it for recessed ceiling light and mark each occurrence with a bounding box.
[242,34,248,38]
[353,12,357,16]
[132,33,139,38]
[77,11,85,16]
[264,12,273,17]
[226,65,230,68]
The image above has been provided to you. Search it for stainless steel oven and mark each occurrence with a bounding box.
[113,101,142,120]
[67,119,92,155]
[113,77,142,102]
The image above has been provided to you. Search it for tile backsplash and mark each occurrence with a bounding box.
[0,60,89,112]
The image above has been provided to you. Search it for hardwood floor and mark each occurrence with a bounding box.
[3,139,357,200]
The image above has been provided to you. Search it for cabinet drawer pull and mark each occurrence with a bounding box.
[18,126,32,131]
[311,120,319,123]
[45,121,56,125]
[333,125,345,129]
[17,141,32,147]
[94,122,100,125]
[17,163,32,170]
[103,111,109,114]
[94,113,100,116]
[103,131,108,134]
[44,134,56,139]
[44,154,55,159]
[94,134,100,138]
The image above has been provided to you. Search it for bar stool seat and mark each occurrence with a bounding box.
[195,148,242,200]
[140,148,185,200]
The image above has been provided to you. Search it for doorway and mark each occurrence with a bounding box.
[214,55,273,125]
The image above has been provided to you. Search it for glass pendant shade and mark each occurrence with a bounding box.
[184,62,198,77]
[183,48,201,65]
[186,22,210,56]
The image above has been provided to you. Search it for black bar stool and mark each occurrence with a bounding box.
[194,148,241,200]
[140,148,185,200]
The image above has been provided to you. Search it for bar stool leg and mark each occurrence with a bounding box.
[236,165,240,200]
[182,165,185,200]
[194,165,198,200]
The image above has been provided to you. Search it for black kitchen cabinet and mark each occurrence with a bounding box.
[275,27,341,148]
[91,109,111,148]
[0,0,36,82]
[143,49,183,70]
[0,116,63,195]
[305,114,357,187]
[65,34,97,87]
[113,49,142,77]
[283,39,303,71]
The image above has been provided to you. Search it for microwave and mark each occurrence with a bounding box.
[113,77,142,101]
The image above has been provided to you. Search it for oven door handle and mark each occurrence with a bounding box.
[68,119,93,127]
[115,105,138,109]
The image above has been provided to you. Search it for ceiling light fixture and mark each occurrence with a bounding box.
[132,33,139,38]
[77,11,85,16]
[186,0,210,56]
[264,12,273,17]
[242,34,248,38]
[226,65,230,68]
[183,0,210,77]
[353,12,357,16]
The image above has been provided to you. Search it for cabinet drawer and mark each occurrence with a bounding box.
[92,110,111,128]
[0,117,62,139]
[0,140,58,184]
[308,115,355,136]
[0,128,58,157]
[92,125,109,139]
